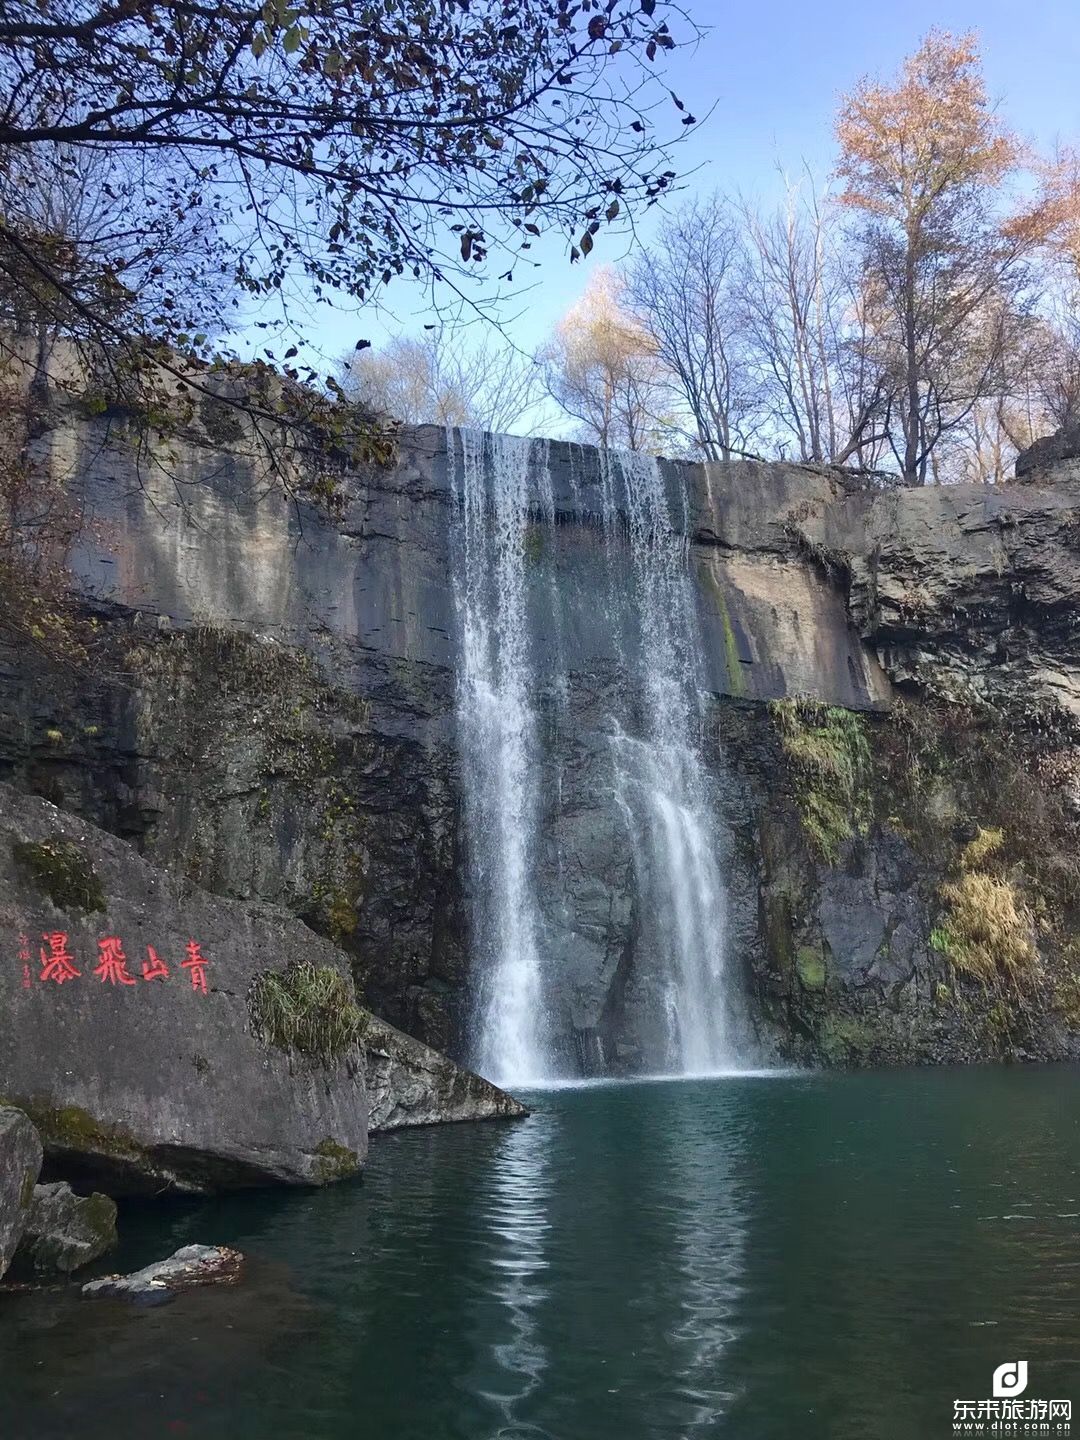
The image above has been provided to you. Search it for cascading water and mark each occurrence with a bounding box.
[449,430,745,1086]
[449,429,552,1086]
[602,450,735,1074]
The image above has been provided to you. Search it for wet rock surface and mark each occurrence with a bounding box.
[0,1106,42,1278]
[365,1016,527,1132]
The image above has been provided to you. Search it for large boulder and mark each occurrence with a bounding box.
[364,1016,527,1132]
[0,1105,42,1278]
[16,1181,117,1273]
[0,785,367,1194]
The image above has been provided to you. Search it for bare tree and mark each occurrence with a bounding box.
[1011,147,1080,432]
[539,266,670,451]
[0,0,698,370]
[739,182,823,461]
[341,331,538,435]
[624,198,754,460]
[0,142,234,388]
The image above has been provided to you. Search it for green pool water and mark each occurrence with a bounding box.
[2,1066,1079,1439]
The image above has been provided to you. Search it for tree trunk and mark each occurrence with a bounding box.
[903,233,921,483]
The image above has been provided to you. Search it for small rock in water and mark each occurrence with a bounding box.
[18,1182,117,1274]
[82,1243,243,1305]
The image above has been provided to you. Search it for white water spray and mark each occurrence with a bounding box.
[450,432,744,1085]
[604,450,735,1073]
[450,430,550,1085]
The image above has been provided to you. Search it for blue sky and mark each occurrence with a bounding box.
[289,0,1080,383]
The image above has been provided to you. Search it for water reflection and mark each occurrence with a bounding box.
[659,1082,748,1437]
[476,1105,554,1435]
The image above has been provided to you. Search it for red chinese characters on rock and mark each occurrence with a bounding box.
[142,945,169,982]
[40,931,81,985]
[18,933,211,994]
[181,941,209,994]
[94,936,137,986]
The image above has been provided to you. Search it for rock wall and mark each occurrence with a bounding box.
[4,376,1080,1071]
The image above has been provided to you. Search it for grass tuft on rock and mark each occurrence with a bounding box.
[12,836,106,913]
[960,825,1005,871]
[936,870,1038,985]
[770,698,870,863]
[249,961,367,1068]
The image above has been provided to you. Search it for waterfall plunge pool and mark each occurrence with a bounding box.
[4,1066,1079,1439]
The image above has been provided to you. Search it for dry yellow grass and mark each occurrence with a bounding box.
[960,826,1005,871]
[938,869,1037,984]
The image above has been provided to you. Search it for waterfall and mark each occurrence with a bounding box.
[449,431,743,1086]
[450,430,551,1086]
[603,450,735,1075]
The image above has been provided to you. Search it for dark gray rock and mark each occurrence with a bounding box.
[0,784,367,1194]
[82,1243,242,1302]
[365,1016,526,1132]
[1015,422,1080,479]
[793,475,1080,724]
[0,1105,42,1278]
[17,1181,117,1273]
[819,874,888,985]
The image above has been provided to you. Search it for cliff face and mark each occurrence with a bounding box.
[4,389,1080,1072]
[0,783,523,1194]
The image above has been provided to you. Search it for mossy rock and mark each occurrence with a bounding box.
[820,1015,876,1066]
[10,1101,145,1164]
[795,945,827,991]
[312,1138,359,1184]
[19,1183,118,1273]
[12,837,105,913]
[769,699,870,863]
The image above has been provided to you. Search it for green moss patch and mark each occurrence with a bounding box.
[795,945,827,991]
[249,961,368,1068]
[820,1015,876,1066]
[12,837,106,913]
[770,699,869,863]
[312,1137,360,1183]
[15,1102,144,1161]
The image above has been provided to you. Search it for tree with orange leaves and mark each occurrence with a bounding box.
[835,30,1033,483]
[1014,148,1080,281]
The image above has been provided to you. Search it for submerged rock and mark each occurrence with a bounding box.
[82,1244,243,1303]
[364,1016,527,1132]
[0,1106,42,1278]
[16,1181,117,1273]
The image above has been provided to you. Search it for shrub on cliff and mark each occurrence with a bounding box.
[249,962,367,1069]
[933,827,1039,986]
